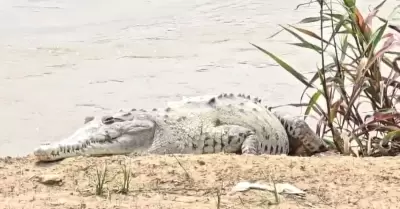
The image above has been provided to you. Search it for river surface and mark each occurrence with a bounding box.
[0,0,396,157]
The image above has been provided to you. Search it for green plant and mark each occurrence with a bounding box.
[119,160,132,194]
[252,0,400,156]
[95,163,108,195]
[215,185,222,209]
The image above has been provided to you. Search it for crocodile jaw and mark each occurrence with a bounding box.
[33,134,142,162]
[33,117,156,162]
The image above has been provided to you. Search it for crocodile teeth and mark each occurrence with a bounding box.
[74,144,81,151]
[66,145,72,153]
[90,137,97,143]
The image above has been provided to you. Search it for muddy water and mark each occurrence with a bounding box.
[0,0,395,156]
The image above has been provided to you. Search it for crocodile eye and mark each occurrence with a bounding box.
[101,116,114,125]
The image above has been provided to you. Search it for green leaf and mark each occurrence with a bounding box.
[373,0,387,11]
[288,43,322,52]
[323,14,349,52]
[250,43,313,88]
[297,16,330,24]
[290,25,330,45]
[340,35,349,62]
[376,16,388,24]
[389,24,400,33]
[304,90,322,120]
[324,13,345,21]
[386,51,400,55]
[382,130,400,143]
[370,20,388,52]
[329,100,342,122]
[279,25,323,54]
[344,0,356,9]
[267,28,284,39]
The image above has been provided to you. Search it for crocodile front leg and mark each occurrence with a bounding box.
[241,134,260,154]
[199,125,289,155]
[191,125,250,154]
[272,111,329,155]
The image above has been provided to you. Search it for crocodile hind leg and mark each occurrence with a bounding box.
[272,111,329,155]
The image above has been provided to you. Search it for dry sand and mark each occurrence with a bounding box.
[1,154,400,209]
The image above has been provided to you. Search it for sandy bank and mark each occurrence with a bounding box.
[1,154,399,209]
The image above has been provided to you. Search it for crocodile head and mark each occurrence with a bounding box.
[33,110,157,162]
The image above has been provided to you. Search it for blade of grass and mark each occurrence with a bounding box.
[288,43,322,52]
[279,25,324,53]
[340,34,350,62]
[290,25,330,45]
[304,90,323,120]
[297,16,330,24]
[373,0,387,11]
[250,43,313,88]
[323,12,345,21]
[369,20,389,53]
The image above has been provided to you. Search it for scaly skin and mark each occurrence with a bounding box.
[33,93,327,162]
[169,93,328,156]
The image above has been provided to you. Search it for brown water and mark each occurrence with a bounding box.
[0,0,396,157]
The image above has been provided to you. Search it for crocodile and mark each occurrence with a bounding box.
[33,93,329,162]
